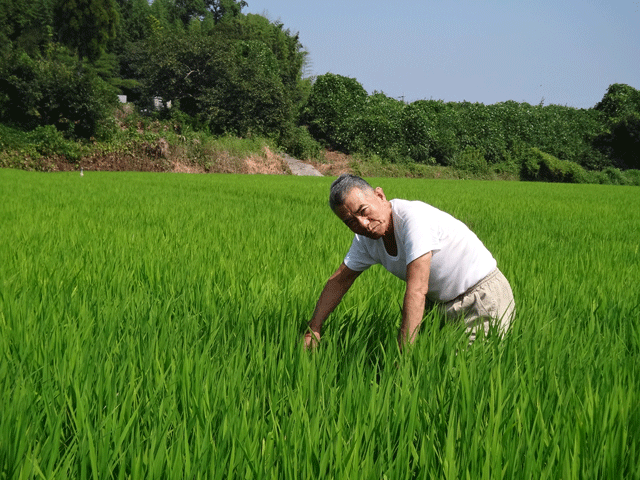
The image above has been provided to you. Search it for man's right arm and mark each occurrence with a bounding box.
[305,262,361,348]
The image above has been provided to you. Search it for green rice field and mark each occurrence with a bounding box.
[1,169,639,479]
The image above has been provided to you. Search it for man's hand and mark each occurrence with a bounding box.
[303,330,321,350]
[304,263,360,351]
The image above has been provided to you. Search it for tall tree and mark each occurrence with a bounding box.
[594,84,640,170]
[172,0,206,26]
[206,0,247,23]
[113,0,151,48]
[172,0,246,26]
[54,0,119,61]
[0,0,55,55]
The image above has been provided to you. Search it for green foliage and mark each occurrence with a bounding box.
[170,0,246,26]
[0,46,118,138]
[398,99,608,170]
[205,0,247,23]
[28,124,83,160]
[132,14,306,138]
[0,123,83,167]
[278,124,321,160]
[593,85,640,170]
[54,0,120,61]
[599,115,640,170]
[594,83,640,122]
[0,0,55,55]
[340,92,405,160]
[113,0,152,48]
[302,73,368,148]
[401,101,435,164]
[586,167,640,186]
[220,14,308,105]
[1,172,639,477]
[453,145,489,175]
[204,39,288,136]
[520,147,588,183]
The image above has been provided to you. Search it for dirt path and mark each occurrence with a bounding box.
[283,154,323,176]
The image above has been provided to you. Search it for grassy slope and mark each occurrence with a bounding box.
[1,170,639,478]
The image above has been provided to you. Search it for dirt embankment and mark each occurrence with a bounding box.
[40,137,356,177]
[47,140,294,175]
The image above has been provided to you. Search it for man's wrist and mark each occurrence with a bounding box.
[307,322,321,333]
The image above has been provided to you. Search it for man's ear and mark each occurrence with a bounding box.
[374,187,387,201]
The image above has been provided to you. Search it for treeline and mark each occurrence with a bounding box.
[0,0,312,149]
[303,75,640,183]
[1,0,639,184]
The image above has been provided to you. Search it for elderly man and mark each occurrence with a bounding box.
[304,174,515,350]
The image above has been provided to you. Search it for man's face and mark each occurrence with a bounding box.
[335,187,392,239]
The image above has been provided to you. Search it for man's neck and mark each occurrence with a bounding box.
[382,211,396,256]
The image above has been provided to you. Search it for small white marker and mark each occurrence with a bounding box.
[80,168,84,177]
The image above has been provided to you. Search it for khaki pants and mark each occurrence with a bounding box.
[442,268,515,343]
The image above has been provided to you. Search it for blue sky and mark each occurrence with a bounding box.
[244,0,640,109]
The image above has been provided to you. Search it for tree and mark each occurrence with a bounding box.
[171,0,246,26]
[0,45,118,137]
[594,115,640,170]
[113,0,152,48]
[594,83,640,122]
[302,73,368,148]
[593,84,640,170]
[134,29,292,137]
[53,0,119,61]
[172,0,206,26]
[217,14,309,109]
[0,0,55,55]
[205,0,247,23]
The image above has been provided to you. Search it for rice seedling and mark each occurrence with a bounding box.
[0,170,638,478]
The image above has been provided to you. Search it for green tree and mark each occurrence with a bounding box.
[53,0,119,61]
[218,14,309,110]
[171,0,246,26]
[172,0,206,26]
[594,83,640,122]
[113,0,151,48]
[0,45,118,137]
[0,0,55,55]
[302,73,368,149]
[134,28,292,137]
[342,92,405,158]
[200,39,288,135]
[593,84,640,170]
[205,0,247,23]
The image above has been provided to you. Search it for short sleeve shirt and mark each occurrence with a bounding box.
[343,199,497,302]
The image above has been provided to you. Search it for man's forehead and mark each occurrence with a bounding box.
[344,187,373,203]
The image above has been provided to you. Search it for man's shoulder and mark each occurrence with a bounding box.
[391,198,435,217]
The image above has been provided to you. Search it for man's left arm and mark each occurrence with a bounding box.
[398,251,432,350]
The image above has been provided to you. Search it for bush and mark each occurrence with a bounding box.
[520,147,588,183]
[589,167,640,186]
[623,169,640,186]
[0,123,83,168]
[401,100,458,165]
[453,146,489,175]
[278,125,321,160]
[28,125,82,161]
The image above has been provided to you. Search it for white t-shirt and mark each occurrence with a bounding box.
[343,199,497,302]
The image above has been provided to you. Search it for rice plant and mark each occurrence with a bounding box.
[1,170,638,479]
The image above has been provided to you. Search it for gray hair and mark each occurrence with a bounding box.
[328,174,374,212]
